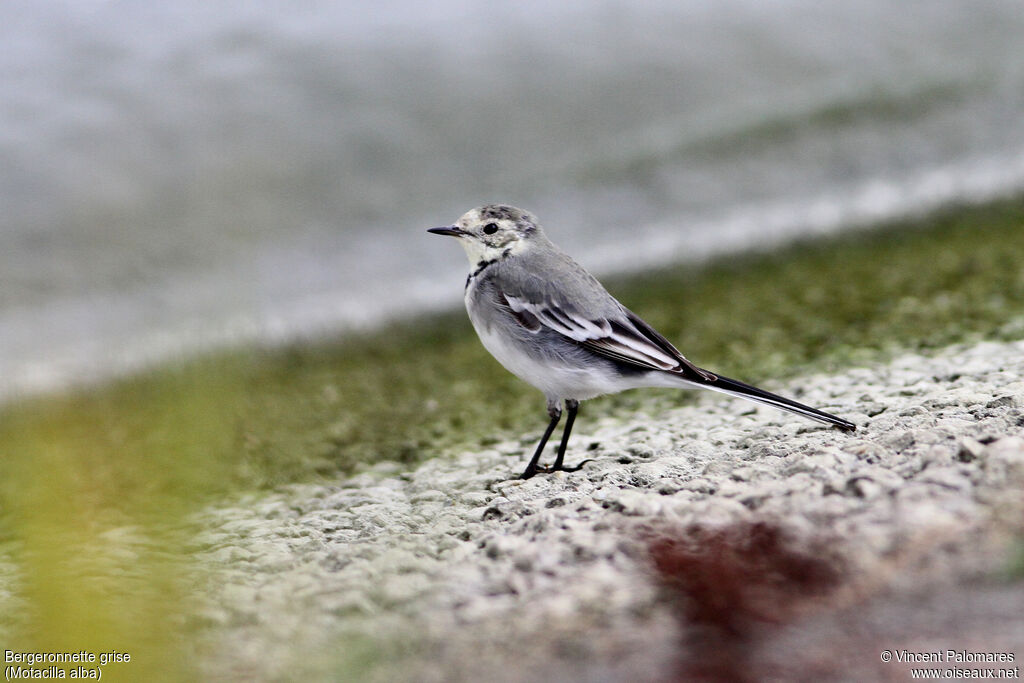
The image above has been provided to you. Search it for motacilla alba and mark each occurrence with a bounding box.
[429,205,856,479]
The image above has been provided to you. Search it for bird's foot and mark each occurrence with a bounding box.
[520,459,594,479]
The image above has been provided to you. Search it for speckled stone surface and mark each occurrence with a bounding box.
[191,339,1024,681]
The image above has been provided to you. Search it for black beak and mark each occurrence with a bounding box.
[427,226,464,237]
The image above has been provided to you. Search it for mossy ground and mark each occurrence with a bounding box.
[0,197,1023,679]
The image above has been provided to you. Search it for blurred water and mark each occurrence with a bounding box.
[3,0,1024,399]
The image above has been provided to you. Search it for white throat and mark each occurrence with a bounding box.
[458,235,529,267]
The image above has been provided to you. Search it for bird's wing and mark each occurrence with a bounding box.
[502,292,715,381]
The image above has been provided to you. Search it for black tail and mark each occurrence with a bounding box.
[692,371,856,432]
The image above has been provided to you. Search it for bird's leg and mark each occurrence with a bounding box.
[549,399,578,471]
[519,399,562,480]
[538,399,592,474]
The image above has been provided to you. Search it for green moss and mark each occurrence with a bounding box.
[608,198,1024,385]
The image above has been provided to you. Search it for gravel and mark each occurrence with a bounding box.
[190,339,1024,681]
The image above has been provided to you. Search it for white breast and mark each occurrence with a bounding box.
[464,280,659,401]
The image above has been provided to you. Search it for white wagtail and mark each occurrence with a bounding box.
[429,205,856,479]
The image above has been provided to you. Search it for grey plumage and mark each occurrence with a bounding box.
[430,204,855,479]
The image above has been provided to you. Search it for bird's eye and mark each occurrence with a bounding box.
[483,223,498,235]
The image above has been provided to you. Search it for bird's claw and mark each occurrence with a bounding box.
[520,458,594,479]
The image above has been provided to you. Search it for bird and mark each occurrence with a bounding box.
[428,205,856,479]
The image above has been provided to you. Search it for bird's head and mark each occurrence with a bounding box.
[428,204,541,264]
